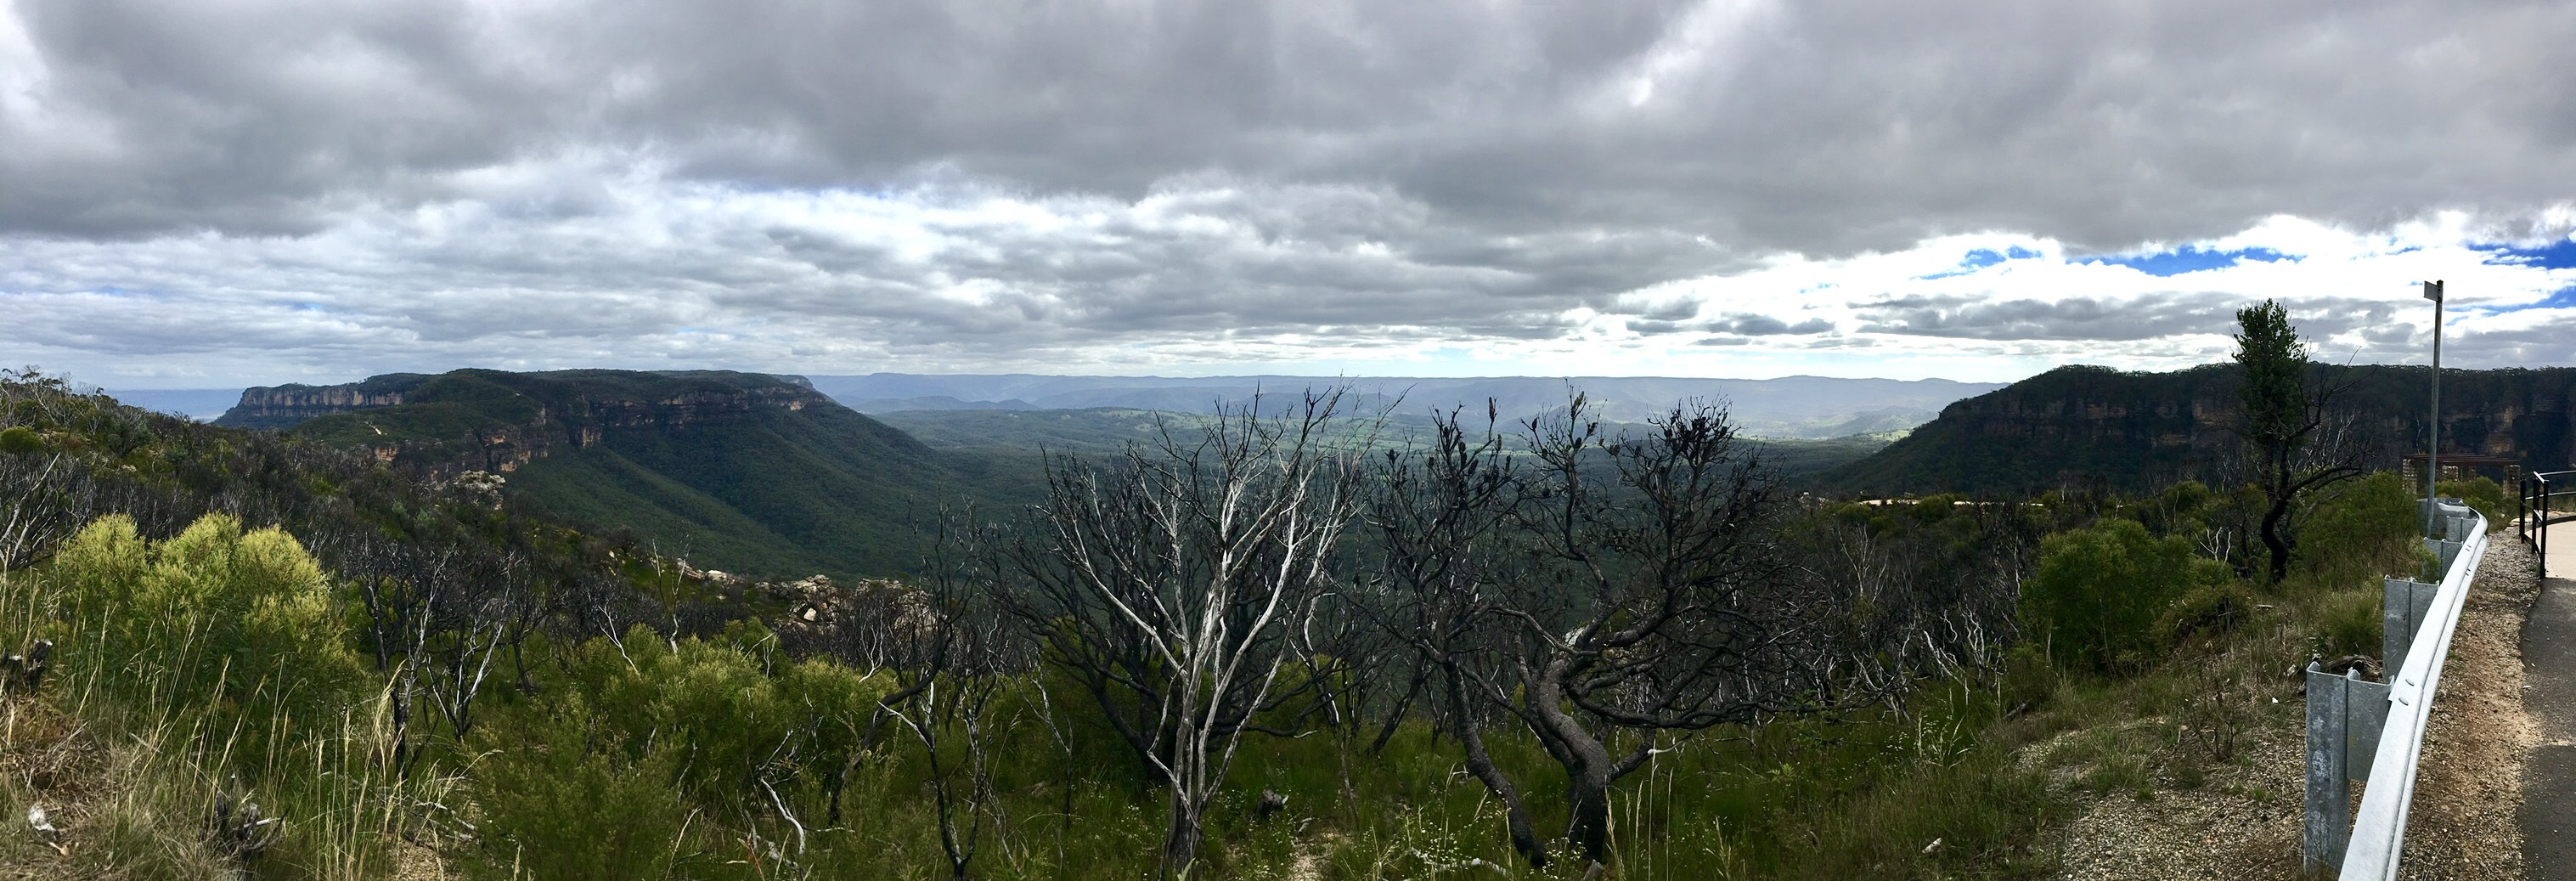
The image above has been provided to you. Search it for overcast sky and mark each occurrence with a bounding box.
[5,0,2574,388]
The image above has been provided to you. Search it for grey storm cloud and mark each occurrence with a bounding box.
[9,0,2576,250]
[4,0,2576,383]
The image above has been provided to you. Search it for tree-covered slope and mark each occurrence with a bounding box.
[218,369,1032,579]
[1824,363,2576,496]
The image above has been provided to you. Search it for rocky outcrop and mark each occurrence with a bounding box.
[217,379,426,429]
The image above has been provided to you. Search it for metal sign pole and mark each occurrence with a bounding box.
[2424,280,2444,539]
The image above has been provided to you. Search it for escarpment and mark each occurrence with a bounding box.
[210,368,977,579]
[1828,364,2576,494]
[217,369,858,481]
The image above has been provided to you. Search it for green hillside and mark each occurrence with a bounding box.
[224,369,1038,579]
[1825,362,2576,495]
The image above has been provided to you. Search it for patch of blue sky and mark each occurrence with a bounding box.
[1915,246,2044,280]
[2465,237,2576,313]
[2081,246,2292,277]
[2475,284,2576,314]
[2475,236,2576,270]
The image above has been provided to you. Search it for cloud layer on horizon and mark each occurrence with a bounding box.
[4,0,2575,386]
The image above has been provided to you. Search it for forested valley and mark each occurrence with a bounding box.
[0,346,2480,878]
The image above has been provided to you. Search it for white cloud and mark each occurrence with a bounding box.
[5,0,2576,386]
[3,153,2568,387]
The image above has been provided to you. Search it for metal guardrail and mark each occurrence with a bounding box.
[2526,470,2573,574]
[2302,500,2489,877]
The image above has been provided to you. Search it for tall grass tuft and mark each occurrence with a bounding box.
[0,514,444,879]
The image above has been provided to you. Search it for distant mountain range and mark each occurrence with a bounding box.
[809,373,2005,440]
[145,373,2007,440]
[203,362,2576,575]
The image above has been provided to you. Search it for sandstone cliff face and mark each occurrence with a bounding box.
[220,370,839,481]
[218,385,416,429]
[394,384,832,478]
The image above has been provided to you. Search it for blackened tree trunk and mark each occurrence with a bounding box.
[2233,300,2366,584]
[1444,664,1543,867]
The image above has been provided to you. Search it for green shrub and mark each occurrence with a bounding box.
[2139,479,2215,537]
[2156,580,2254,646]
[52,514,364,744]
[0,425,42,455]
[39,514,403,874]
[1999,644,2058,711]
[2438,475,2508,530]
[467,690,698,881]
[465,625,901,878]
[2299,472,2421,586]
[2021,518,2220,673]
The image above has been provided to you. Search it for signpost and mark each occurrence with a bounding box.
[2423,280,2444,539]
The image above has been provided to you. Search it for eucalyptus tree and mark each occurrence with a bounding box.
[992,390,1371,878]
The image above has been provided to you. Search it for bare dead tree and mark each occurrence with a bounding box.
[882,618,1008,880]
[1370,397,1888,870]
[1356,404,1547,861]
[870,511,1027,879]
[991,390,1368,878]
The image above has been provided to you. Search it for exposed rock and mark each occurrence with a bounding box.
[220,384,411,428]
[441,471,506,509]
[764,575,938,667]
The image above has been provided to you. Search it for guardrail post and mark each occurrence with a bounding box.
[2305,665,2393,873]
[2383,578,2436,670]
[2425,538,2463,573]
[2305,663,2352,872]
